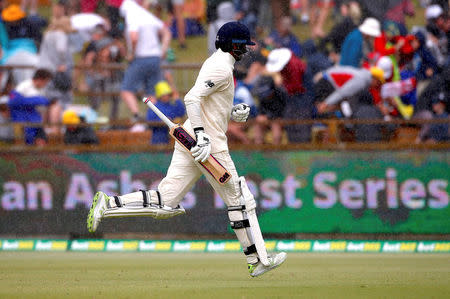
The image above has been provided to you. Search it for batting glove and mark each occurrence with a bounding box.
[191,128,211,162]
[231,103,250,122]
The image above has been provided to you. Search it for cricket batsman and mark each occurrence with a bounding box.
[87,22,286,277]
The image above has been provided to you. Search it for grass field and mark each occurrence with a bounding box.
[1,252,449,299]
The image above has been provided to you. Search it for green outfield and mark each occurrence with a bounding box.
[1,252,449,299]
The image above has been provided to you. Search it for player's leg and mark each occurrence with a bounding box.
[201,151,287,277]
[87,147,202,233]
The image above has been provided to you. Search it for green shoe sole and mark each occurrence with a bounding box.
[87,192,100,233]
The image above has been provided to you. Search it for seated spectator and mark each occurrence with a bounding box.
[340,18,381,67]
[302,39,333,77]
[8,69,53,145]
[315,65,385,116]
[412,31,439,81]
[82,36,125,120]
[267,16,303,58]
[266,48,312,142]
[147,81,185,144]
[416,97,449,143]
[227,68,257,144]
[0,95,14,143]
[252,75,287,145]
[353,90,384,142]
[62,110,99,145]
[39,17,77,125]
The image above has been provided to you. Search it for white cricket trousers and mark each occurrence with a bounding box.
[158,146,241,208]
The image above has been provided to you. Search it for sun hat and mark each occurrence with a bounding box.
[155,81,172,98]
[359,18,381,37]
[1,4,26,22]
[265,48,292,73]
[62,110,80,125]
[425,4,443,20]
[376,56,393,80]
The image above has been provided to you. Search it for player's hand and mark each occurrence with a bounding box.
[231,103,250,122]
[191,129,211,162]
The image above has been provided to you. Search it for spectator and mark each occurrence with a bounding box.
[0,95,14,143]
[1,4,47,49]
[227,68,257,144]
[302,0,333,38]
[340,17,381,67]
[234,0,259,36]
[315,65,385,116]
[147,81,185,144]
[416,97,449,143]
[170,0,187,49]
[412,31,439,81]
[266,48,312,142]
[62,110,99,145]
[353,90,384,142]
[8,68,53,145]
[319,1,361,62]
[384,0,415,36]
[267,16,303,58]
[302,39,333,77]
[252,75,287,145]
[207,1,236,55]
[39,17,76,125]
[119,0,172,124]
[82,36,125,120]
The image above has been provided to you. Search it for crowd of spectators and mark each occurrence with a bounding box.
[0,0,448,146]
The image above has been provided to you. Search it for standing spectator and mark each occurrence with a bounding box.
[315,65,385,115]
[302,0,333,38]
[1,4,47,49]
[38,17,76,125]
[119,0,172,124]
[146,81,185,144]
[252,75,287,145]
[207,1,236,55]
[267,16,303,58]
[62,110,99,145]
[170,0,187,49]
[266,48,311,142]
[8,69,53,145]
[319,1,361,62]
[340,17,381,67]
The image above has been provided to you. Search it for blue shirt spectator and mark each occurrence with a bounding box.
[268,16,302,58]
[8,69,53,144]
[146,81,185,144]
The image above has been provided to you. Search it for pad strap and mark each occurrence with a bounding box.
[140,190,149,207]
[156,191,162,207]
[228,205,246,211]
[230,219,250,229]
[244,244,257,255]
[113,196,123,208]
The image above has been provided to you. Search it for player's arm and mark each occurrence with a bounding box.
[184,69,228,162]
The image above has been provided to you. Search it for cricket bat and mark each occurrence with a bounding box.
[143,97,231,185]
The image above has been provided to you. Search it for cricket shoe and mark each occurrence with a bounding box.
[248,252,287,277]
[87,191,109,233]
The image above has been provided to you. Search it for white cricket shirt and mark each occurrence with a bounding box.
[183,49,235,153]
